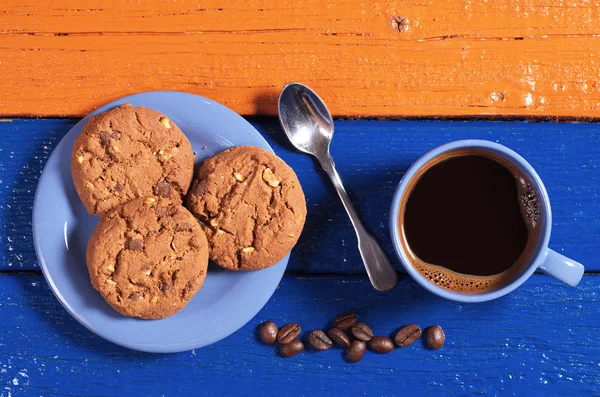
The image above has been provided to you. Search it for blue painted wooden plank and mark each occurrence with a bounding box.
[0,119,598,272]
[0,274,599,396]
[0,119,73,272]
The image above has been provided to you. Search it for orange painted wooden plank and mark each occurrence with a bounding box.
[0,0,599,118]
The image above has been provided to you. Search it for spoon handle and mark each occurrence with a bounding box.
[317,152,398,291]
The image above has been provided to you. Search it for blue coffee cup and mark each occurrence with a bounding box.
[390,140,584,303]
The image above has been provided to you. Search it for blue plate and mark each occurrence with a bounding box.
[33,91,288,353]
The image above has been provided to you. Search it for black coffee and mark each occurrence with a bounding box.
[401,153,538,292]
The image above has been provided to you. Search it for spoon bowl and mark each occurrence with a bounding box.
[278,83,334,156]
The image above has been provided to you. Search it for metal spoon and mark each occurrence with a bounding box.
[278,82,398,291]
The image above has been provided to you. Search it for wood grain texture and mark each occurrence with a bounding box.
[1,1,600,118]
[0,274,599,396]
[0,119,598,272]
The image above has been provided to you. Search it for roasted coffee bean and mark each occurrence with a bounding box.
[309,330,333,351]
[368,336,394,354]
[258,321,278,345]
[425,325,445,349]
[280,340,304,357]
[351,322,373,341]
[327,328,351,349]
[334,312,358,330]
[277,322,301,344]
[394,324,422,347]
[346,340,366,363]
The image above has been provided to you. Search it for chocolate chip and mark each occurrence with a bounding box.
[99,131,120,145]
[114,184,124,192]
[176,223,193,231]
[154,181,173,198]
[155,206,168,217]
[128,292,143,301]
[99,131,112,145]
[160,281,171,293]
[127,238,144,250]
[182,280,198,299]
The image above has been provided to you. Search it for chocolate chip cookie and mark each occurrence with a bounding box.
[86,196,209,319]
[186,146,306,270]
[72,105,194,217]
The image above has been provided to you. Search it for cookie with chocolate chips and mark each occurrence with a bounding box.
[185,146,307,271]
[86,196,209,319]
[71,105,194,217]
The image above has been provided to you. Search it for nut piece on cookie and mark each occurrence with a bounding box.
[86,197,209,319]
[262,168,280,187]
[186,146,307,271]
[159,117,171,129]
[71,105,194,217]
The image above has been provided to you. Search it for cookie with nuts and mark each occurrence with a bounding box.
[185,146,307,270]
[86,196,209,319]
[71,105,194,217]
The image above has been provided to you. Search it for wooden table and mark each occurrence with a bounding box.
[1,2,599,396]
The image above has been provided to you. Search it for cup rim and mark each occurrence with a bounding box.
[389,139,552,303]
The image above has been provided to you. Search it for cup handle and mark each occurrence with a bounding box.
[538,249,585,287]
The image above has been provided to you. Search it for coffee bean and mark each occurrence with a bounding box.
[425,325,445,349]
[334,312,358,330]
[351,322,373,341]
[280,340,304,357]
[346,340,366,363]
[309,330,333,351]
[258,321,278,345]
[394,324,422,347]
[327,328,351,349]
[368,336,394,354]
[277,322,301,344]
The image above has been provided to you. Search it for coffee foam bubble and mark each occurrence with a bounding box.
[516,175,541,232]
[414,262,515,293]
